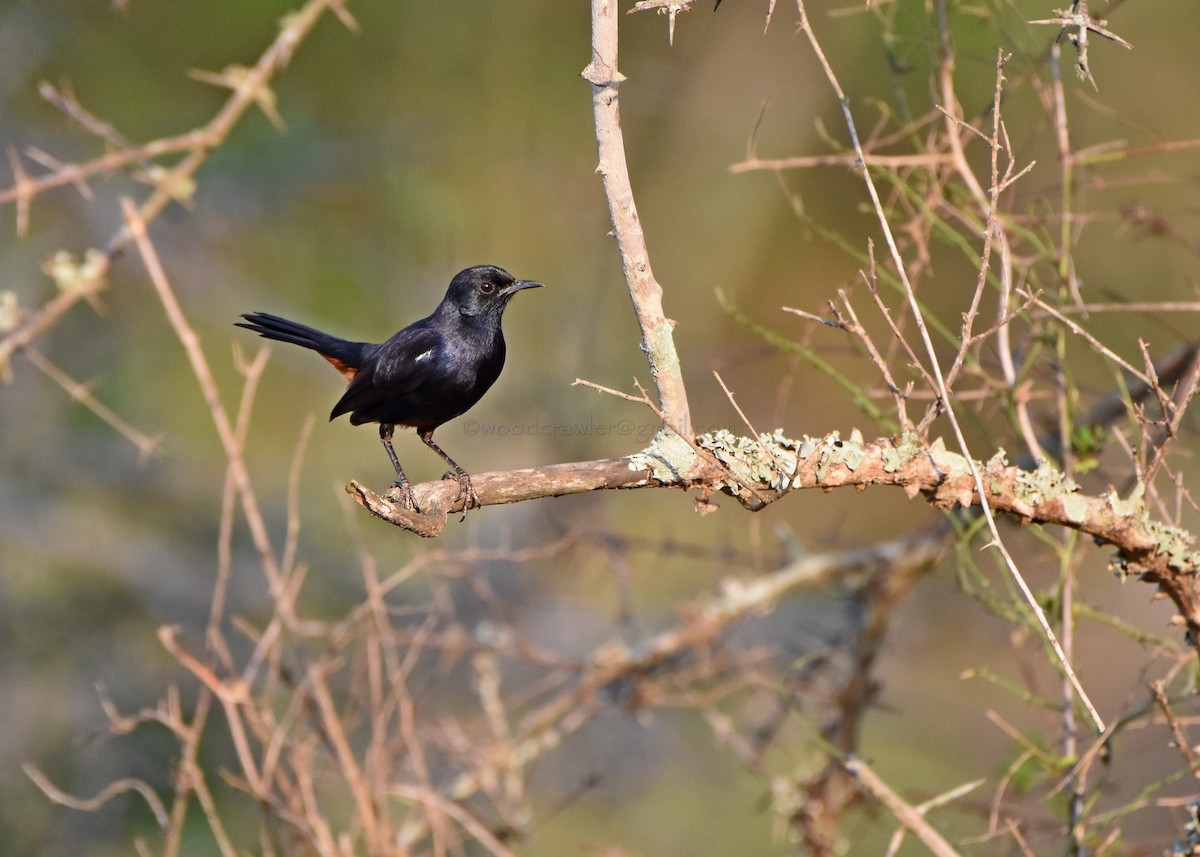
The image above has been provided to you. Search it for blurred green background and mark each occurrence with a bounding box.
[2,0,1200,854]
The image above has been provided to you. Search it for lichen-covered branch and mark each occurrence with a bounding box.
[702,428,1200,604]
[349,425,1200,647]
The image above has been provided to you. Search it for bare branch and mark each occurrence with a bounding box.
[121,198,283,594]
[0,0,352,377]
[582,0,693,438]
[843,757,966,857]
[24,764,170,830]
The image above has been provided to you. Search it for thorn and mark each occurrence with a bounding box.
[327,0,359,32]
[190,65,286,131]
[7,147,32,237]
[25,147,93,201]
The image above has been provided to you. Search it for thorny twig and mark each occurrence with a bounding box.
[0,0,357,380]
[792,0,1104,730]
[1029,0,1132,89]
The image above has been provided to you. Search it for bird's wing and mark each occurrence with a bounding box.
[329,323,444,420]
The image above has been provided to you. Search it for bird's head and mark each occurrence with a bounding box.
[445,265,543,318]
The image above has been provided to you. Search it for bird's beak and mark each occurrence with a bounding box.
[504,279,544,295]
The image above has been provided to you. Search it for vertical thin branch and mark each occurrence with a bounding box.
[581,0,692,438]
[213,346,271,658]
[164,347,269,857]
[309,666,383,853]
[1059,539,1084,856]
[121,198,282,594]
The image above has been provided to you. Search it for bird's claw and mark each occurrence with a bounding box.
[384,474,478,520]
[442,470,481,518]
[386,481,420,512]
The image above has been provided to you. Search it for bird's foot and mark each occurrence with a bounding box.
[442,470,481,519]
[385,480,419,512]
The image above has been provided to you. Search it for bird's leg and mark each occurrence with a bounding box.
[418,429,480,513]
[379,424,418,510]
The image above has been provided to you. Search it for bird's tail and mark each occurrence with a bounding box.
[235,312,372,380]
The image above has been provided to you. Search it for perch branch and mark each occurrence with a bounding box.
[348,456,673,538]
[348,425,1200,660]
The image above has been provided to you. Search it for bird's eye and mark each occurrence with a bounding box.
[479,281,498,295]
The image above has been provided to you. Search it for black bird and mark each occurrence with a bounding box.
[236,264,543,511]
